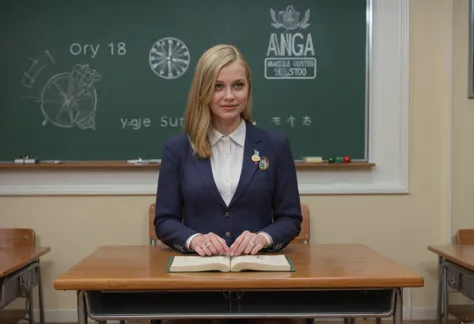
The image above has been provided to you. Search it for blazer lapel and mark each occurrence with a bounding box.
[194,157,227,208]
[230,123,263,207]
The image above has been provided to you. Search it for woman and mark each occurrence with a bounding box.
[154,44,305,324]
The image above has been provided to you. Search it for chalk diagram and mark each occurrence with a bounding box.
[22,50,55,88]
[149,37,190,79]
[21,51,102,130]
[40,64,101,130]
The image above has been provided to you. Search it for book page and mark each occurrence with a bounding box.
[230,255,291,272]
[231,255,288,266]
[169,255,231,272]
[172,255,229,266]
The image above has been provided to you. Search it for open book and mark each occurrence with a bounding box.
[167,254,295,273]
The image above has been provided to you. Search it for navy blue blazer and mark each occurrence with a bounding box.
[154,122,302,253]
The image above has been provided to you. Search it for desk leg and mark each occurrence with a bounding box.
[27,289,34,324]
[77,291,87,324]
[436,256,443,324]
[37,264,45,324]
[442,264,449,324]
[393,288,403,324]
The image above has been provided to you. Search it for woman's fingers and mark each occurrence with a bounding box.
[194,232,264,257]
[209,235,229,255]
[200,234,219,255]
[250,234,267,255]
[191,235,213,256]
[243,233,265,255]
[194,245,206,256]
[229,231,247,256]
[242,235,256,255]
[231,232,266,256]
[232,231,259,256]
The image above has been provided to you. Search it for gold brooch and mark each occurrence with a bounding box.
[251,149,261,163]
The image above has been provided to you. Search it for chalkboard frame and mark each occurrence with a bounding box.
[469,0,474,98]
[0,0,373,165]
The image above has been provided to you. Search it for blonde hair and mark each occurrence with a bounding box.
[184,44,253,158]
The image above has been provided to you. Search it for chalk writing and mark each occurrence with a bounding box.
[108,42,127,56]
[69,42,127,58]
[302,115,311,126]
[270,116,312,127]
[121,118,151,130]
[117,116,312,129]
[70,43,100,59]
[160,116,185,127]
[287,115,296,127]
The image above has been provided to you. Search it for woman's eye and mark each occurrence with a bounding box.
[233,82,244,89]
[215,84,223,91]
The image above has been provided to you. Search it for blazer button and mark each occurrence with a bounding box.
[225,211,230,217]
[225,232,231,237]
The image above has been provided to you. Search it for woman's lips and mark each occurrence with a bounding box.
[221,105,237,111]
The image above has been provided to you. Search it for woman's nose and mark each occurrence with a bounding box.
[223,88,235,101]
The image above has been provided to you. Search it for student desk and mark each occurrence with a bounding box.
[428,245,474,324]
[54,244,423,324]
[0,246,50,324]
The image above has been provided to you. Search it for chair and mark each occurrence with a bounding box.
[445,229,474,324]
[0,229,35,248]
[149,203,159,245]
[457,229,474,245]
[0,228,45,324]
[294,203,310,244]
[148,202,311,246]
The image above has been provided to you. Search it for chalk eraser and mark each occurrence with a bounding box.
[14,158,37,164]
[303,156,323,163]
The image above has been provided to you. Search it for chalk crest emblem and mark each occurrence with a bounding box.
[270,5,310,31]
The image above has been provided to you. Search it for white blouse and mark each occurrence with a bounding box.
[208,119,246,206]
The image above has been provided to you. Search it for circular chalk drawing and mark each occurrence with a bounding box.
[149,37,190,79]
[40,68,99,130]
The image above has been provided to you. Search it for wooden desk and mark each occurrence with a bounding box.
[428,245,474,324]
[54,244,423,323]
[0,246,50,324]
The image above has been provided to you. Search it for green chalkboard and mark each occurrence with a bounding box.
[0,0,368,162]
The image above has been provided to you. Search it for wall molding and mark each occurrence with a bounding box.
[443,0,454,243]
[0,0,410,196]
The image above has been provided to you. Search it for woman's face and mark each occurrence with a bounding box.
[210,61,249,126]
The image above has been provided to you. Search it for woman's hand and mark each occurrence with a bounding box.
[230,231,268,256]
[190,232,230,256]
